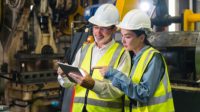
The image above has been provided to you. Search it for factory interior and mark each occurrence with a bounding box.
[0,0,200,112]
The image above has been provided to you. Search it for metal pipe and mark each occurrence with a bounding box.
[188,14,200,22]
[151,16,182,26]
[189,0,193,10]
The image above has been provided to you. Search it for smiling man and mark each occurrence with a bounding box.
[57,3,131,112]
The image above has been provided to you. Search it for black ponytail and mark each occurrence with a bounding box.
[131,30,152,46]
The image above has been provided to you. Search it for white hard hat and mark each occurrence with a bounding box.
[117,9,152,30]
[88,4,119,27]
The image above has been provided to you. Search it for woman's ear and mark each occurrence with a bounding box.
[140,34,145,42]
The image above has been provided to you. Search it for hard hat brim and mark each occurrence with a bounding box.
[88,16,116,27]
[117,23,152,31]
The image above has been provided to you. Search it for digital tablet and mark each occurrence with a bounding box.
[57,62,85,83]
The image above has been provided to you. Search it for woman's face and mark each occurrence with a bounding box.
[121,29,144,52]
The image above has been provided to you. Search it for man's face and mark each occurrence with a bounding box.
[93,25,114,47]
[121,29,144,51]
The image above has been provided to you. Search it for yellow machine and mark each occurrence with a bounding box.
[116,0,138,21]
[183,9,200,31]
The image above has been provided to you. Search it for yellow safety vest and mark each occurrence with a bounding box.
[125,47,174,112]
[73,42,126,112]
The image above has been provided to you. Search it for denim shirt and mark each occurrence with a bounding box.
[105,46,165,103]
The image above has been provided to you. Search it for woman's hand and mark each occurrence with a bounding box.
[92,66,109,77]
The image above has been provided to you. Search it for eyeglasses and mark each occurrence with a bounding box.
[93,26,112,32]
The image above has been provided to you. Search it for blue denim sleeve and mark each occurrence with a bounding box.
[105,53,165,103]
[105,67,132,89]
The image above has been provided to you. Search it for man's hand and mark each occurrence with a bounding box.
[57,67,66,77]
[68,70,95,90]
[57,62,69,77]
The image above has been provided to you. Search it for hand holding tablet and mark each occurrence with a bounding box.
[57,62,85,83]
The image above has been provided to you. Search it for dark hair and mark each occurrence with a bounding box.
[131,30,152,46]
[110,25,116,29]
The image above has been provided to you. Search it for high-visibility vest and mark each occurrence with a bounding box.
[125,47,174,112]
[72,42,126,112]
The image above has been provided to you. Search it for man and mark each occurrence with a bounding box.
[57,4,131,112]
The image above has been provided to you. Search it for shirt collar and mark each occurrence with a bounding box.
[133,45,150,61]
[94,39,115,50]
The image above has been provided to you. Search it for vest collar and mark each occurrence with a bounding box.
[133,45,150,61]
[94,39,115,51]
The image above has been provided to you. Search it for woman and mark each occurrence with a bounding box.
[95,9,175,112]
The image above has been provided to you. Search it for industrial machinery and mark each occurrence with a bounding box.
[149,32,200,83]
[149,31,200,112]
[0,0,94,112]
[1,0,200,112]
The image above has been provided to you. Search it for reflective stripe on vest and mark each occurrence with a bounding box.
[74,97,123,108]
[132,47,158,83]
[125,63,173,107]
[78,43,124,68]
[109,44,124,67]
[78,44,90,67]
[125,47,174,112]
[74,42,125,112]
[125,68,172,107]
[125,92,172,107]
